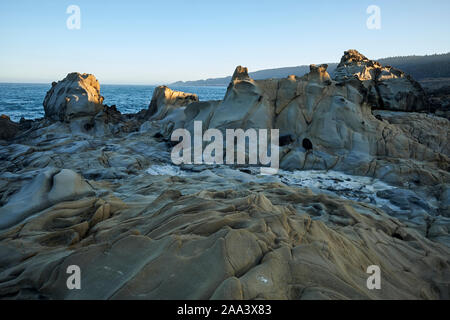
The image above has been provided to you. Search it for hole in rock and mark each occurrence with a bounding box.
[153,132,164,139]
[302,138,313,151]
[392,232,404,241]
[84,123,94,131]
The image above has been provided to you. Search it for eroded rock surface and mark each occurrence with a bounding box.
[0,168,94,230]
[0,50,449,300]
[43,73,104,122]
[145,86,199,121]
[334,49,428,112]
[156,52,450,189]
[0,171,449,299]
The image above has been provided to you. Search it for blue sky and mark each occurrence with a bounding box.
[0,0,449,84]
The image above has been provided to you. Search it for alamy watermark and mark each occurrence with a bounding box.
[66,5,81,30]
[66,265,81,290]
[366,265,381,290]
[366,5,381,30]
[170,121,280,175]
[65,5,381,31]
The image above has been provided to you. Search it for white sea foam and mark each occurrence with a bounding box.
[146,164,187,176]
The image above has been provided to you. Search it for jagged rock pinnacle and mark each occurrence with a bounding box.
[232,66,250,81]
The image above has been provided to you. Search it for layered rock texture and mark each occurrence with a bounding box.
[157,51,449,188]
[0,50,449,300]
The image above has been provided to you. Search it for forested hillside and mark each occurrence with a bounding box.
[171,53,450,86]
[379,53,450,80]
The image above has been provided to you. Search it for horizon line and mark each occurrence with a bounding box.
[0,81,228,87]
[1,50,449,86]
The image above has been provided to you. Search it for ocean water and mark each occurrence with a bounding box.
[0,83,227,122]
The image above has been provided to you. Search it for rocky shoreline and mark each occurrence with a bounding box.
[0,50,449,299]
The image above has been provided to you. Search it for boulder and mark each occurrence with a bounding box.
[43,73,104,121]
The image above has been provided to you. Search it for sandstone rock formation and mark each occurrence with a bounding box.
[303,64,331,83]
[40,73,141,137]
[43,73,104,122]
[0,169,449,299]
[0,50,449,300]
[145,86,198,120]
[0,168,94,230]
[157,53,449,188]
[231,65,251,81]
[334,50,428,112]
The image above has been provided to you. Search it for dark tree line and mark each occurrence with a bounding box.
[378,53,450,80]
[171,53,450,86]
